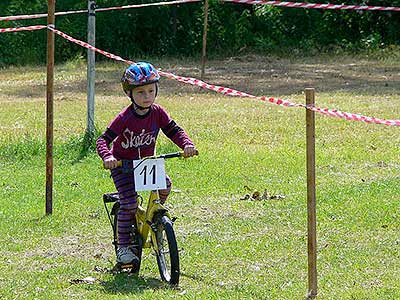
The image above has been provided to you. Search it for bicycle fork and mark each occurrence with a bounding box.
[137,190,171,251]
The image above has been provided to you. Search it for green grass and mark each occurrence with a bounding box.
[0,54,399,299]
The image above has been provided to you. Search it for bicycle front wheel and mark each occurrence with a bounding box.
[154,215,180,285]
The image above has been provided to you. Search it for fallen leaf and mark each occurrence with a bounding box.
[262,189,270,200]
[270,194,286,200]
[69,277,96,285]
[252,191,261,200]
[89,213,100,219]
[377,161,388,167]
[240,194,250,200]
[94,265,110,273]
[244,185,252,192]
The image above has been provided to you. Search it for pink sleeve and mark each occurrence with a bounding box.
[96,112,125,160]
[96,136,113,160]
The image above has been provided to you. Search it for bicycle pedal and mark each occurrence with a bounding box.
[120,263,136,269]
[114,261,140,273]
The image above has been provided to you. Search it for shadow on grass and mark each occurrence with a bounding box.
[180,271,207,282]
[99,273,173,295]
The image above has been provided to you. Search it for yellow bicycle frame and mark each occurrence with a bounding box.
[107,151,193,259]
[135,189,171,253]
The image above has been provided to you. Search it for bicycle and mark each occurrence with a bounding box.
[102,151,197,285]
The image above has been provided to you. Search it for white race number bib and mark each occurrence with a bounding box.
[133,158,167,191]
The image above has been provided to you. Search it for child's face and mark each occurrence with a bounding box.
[131,83,157,108]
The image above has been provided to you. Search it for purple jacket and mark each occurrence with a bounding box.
[96,103,194,160]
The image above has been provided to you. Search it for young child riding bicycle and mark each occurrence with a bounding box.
[96,62,197,265]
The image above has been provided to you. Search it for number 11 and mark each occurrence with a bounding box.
[139,164,157,185]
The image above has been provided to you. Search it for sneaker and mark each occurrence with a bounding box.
[117,246,139,265]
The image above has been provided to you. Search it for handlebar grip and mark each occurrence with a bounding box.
[160,152,183,159]
[160,150,199,159]
[102,161,122,169]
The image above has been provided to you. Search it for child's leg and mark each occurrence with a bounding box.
[111,169,138,247]
[159,175,172,204]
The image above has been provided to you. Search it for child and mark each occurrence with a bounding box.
[96,62,197,265]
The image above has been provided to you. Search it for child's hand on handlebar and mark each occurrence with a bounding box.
[183,145,198,158]
[103,156,119,169]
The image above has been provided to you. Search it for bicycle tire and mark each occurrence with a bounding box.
[154,215,180,285]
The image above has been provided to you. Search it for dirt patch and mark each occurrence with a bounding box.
[23,234,113,260]
[1,53,399,101]
[158,54,400,97]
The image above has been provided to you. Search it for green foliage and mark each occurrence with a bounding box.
[1,0,400,63]
[57,128,103,163]
[0,133,44,161]
[0,0,47,66]
[0,129,102,165]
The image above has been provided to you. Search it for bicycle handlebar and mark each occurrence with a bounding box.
[158,152,184,159]
[110,150,199,169]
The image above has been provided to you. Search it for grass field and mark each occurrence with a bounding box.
[0,53,399,300]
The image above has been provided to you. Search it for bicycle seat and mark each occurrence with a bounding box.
[103,192,119,203]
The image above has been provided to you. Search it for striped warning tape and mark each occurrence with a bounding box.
[223,0,400,12]
[0,25,46,33]
[1,24,399,126]
[0,0,201,22]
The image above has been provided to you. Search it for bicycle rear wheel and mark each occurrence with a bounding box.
[154,215,180,285]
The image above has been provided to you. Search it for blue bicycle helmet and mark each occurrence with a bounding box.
[121,62,160,92]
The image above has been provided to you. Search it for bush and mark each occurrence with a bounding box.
[0,0,400,65]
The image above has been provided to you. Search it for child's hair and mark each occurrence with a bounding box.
[121,62,160,93]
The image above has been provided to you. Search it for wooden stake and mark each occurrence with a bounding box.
[45,0,55,215]
[200,0,209,79]
[305,88,317,298]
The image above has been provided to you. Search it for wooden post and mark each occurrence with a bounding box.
[305,88,317,299]
[87,0,96,136]
[46,0,55,215]
[200,0,209,79]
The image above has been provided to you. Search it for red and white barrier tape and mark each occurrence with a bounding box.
[0,12,81,22]
[158,71,298,107]
[96,0,201,12]
[223,0,400,11]
[306,106,400,126]
[0,25,46,33]
[1,0,399,22]
[48,28,299,108]
[48,27,134,64]
[0,0,201,22]
[1,24,399,126]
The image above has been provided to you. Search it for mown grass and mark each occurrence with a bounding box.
[0,54,399,300]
